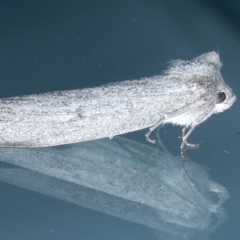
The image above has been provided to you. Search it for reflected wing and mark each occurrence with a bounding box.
[0,136,229,239]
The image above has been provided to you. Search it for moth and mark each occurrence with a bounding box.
[0,52,236,158]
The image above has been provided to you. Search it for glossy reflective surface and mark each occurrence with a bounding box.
[0,1,239,239]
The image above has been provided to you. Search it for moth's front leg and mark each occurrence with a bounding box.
[181,126,199,160]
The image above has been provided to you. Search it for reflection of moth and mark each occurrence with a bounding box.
[0,136,230,239]
[0,52,236,158]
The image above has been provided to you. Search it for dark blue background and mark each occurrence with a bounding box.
[0,1,240,239]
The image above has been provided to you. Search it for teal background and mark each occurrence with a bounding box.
[0,1,240,239]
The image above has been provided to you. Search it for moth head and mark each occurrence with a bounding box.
[214,84,236,113]
[203,52,237,113]
[195,51,222,70]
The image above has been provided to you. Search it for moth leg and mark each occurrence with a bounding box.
[182,127,199,148]
[181,126,199,160]
[145,118,164,144]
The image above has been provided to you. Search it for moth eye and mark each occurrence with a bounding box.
[217,92,226,103]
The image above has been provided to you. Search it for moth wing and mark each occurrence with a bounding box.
[0,77,207,146]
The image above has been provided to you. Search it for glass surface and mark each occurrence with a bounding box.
[0,137,229,239]
[0,1,239,239]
